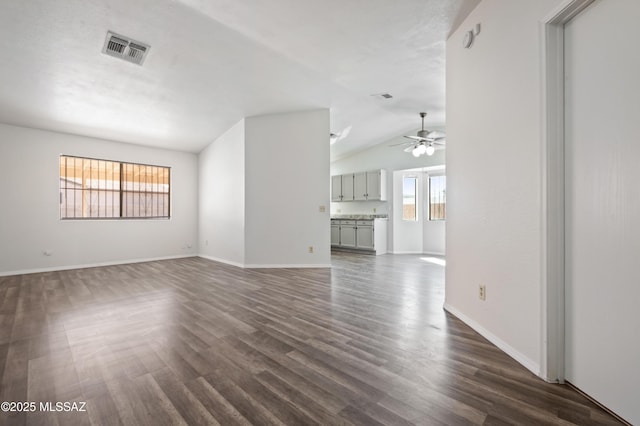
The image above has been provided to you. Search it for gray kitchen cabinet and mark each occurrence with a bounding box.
[331,175,342,202]
[338,220,356,247]
[366,170,384,200]
[355,220,374,249]
[341,173,354,201]
[331,218,387,255]
[354,172,367,201]
[331,170,386,202]
[331,221,341,245]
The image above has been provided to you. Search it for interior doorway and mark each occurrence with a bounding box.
[392,166,445,255]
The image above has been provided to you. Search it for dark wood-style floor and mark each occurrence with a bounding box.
[0,253,622,425]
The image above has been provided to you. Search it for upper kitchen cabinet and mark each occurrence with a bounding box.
[331,170,386,202]
[354,172,367,201]
[331,173,354,201]
[342,173,354,201]
[366,170,385,200]
[353,170,387,201]
[331,175,342,202]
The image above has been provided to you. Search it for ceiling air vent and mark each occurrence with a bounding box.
[102,31,150,66]
[370,93,394,100]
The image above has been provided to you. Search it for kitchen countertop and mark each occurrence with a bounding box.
[331,214,388,220]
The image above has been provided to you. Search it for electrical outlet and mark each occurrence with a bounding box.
[479,285,486,301]
[337,209,342,213]
[43,250,53,256]
[308,246,314,254]
[373,207,377,213]
[319,205,326,212]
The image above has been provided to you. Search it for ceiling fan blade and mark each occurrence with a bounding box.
[404,146,416,152]
[422,135,445,142]
[404,135,427,142]
[389,140,414,147]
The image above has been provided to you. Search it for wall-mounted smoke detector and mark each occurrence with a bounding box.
[370,93,393,100]
[102,31,150,66]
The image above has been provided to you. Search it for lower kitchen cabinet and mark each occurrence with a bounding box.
[355,221,374,250]
[331,223,340,246]
[338,220,357,248]
[331,218,387,255]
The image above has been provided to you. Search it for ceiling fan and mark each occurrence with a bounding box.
[390,112,445,157]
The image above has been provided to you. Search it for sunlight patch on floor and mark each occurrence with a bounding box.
[420,257,446,266]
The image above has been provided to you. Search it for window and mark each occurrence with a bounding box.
[429,175,446,220]
[59,155,170,219]
[402,177,417,221]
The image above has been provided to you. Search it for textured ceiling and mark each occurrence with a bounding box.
[0,0,479,159]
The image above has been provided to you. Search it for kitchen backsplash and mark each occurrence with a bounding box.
[330,200,389,216]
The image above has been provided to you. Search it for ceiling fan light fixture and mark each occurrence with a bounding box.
[396,112,446,157]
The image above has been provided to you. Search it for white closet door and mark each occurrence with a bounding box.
[564,0,640,423]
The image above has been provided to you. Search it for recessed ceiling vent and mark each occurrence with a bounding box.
[102,31,150,66]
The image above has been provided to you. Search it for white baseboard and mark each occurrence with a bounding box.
[443,303,541,376]
[198,255,331,269]
[422,251,446,256]
[244,263,332,269]
[197,254,245,269]
[1,255,332,277]
[0,254,196,277]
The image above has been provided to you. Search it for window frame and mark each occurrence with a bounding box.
[59,155,171,220]
[402,176,418,222]
[428,174,446,221]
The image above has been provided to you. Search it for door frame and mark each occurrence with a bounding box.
[541,0,595,383]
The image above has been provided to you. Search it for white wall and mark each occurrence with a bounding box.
[423,220,445,255]
[564,1,640,423]
[198,119,245,266]
[445,0,561,374]
[244,110,330,267]
[0,123,198,275]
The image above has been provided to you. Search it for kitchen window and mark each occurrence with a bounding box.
[59,155,170,219]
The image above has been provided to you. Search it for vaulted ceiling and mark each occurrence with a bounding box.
[0,0,479,160]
